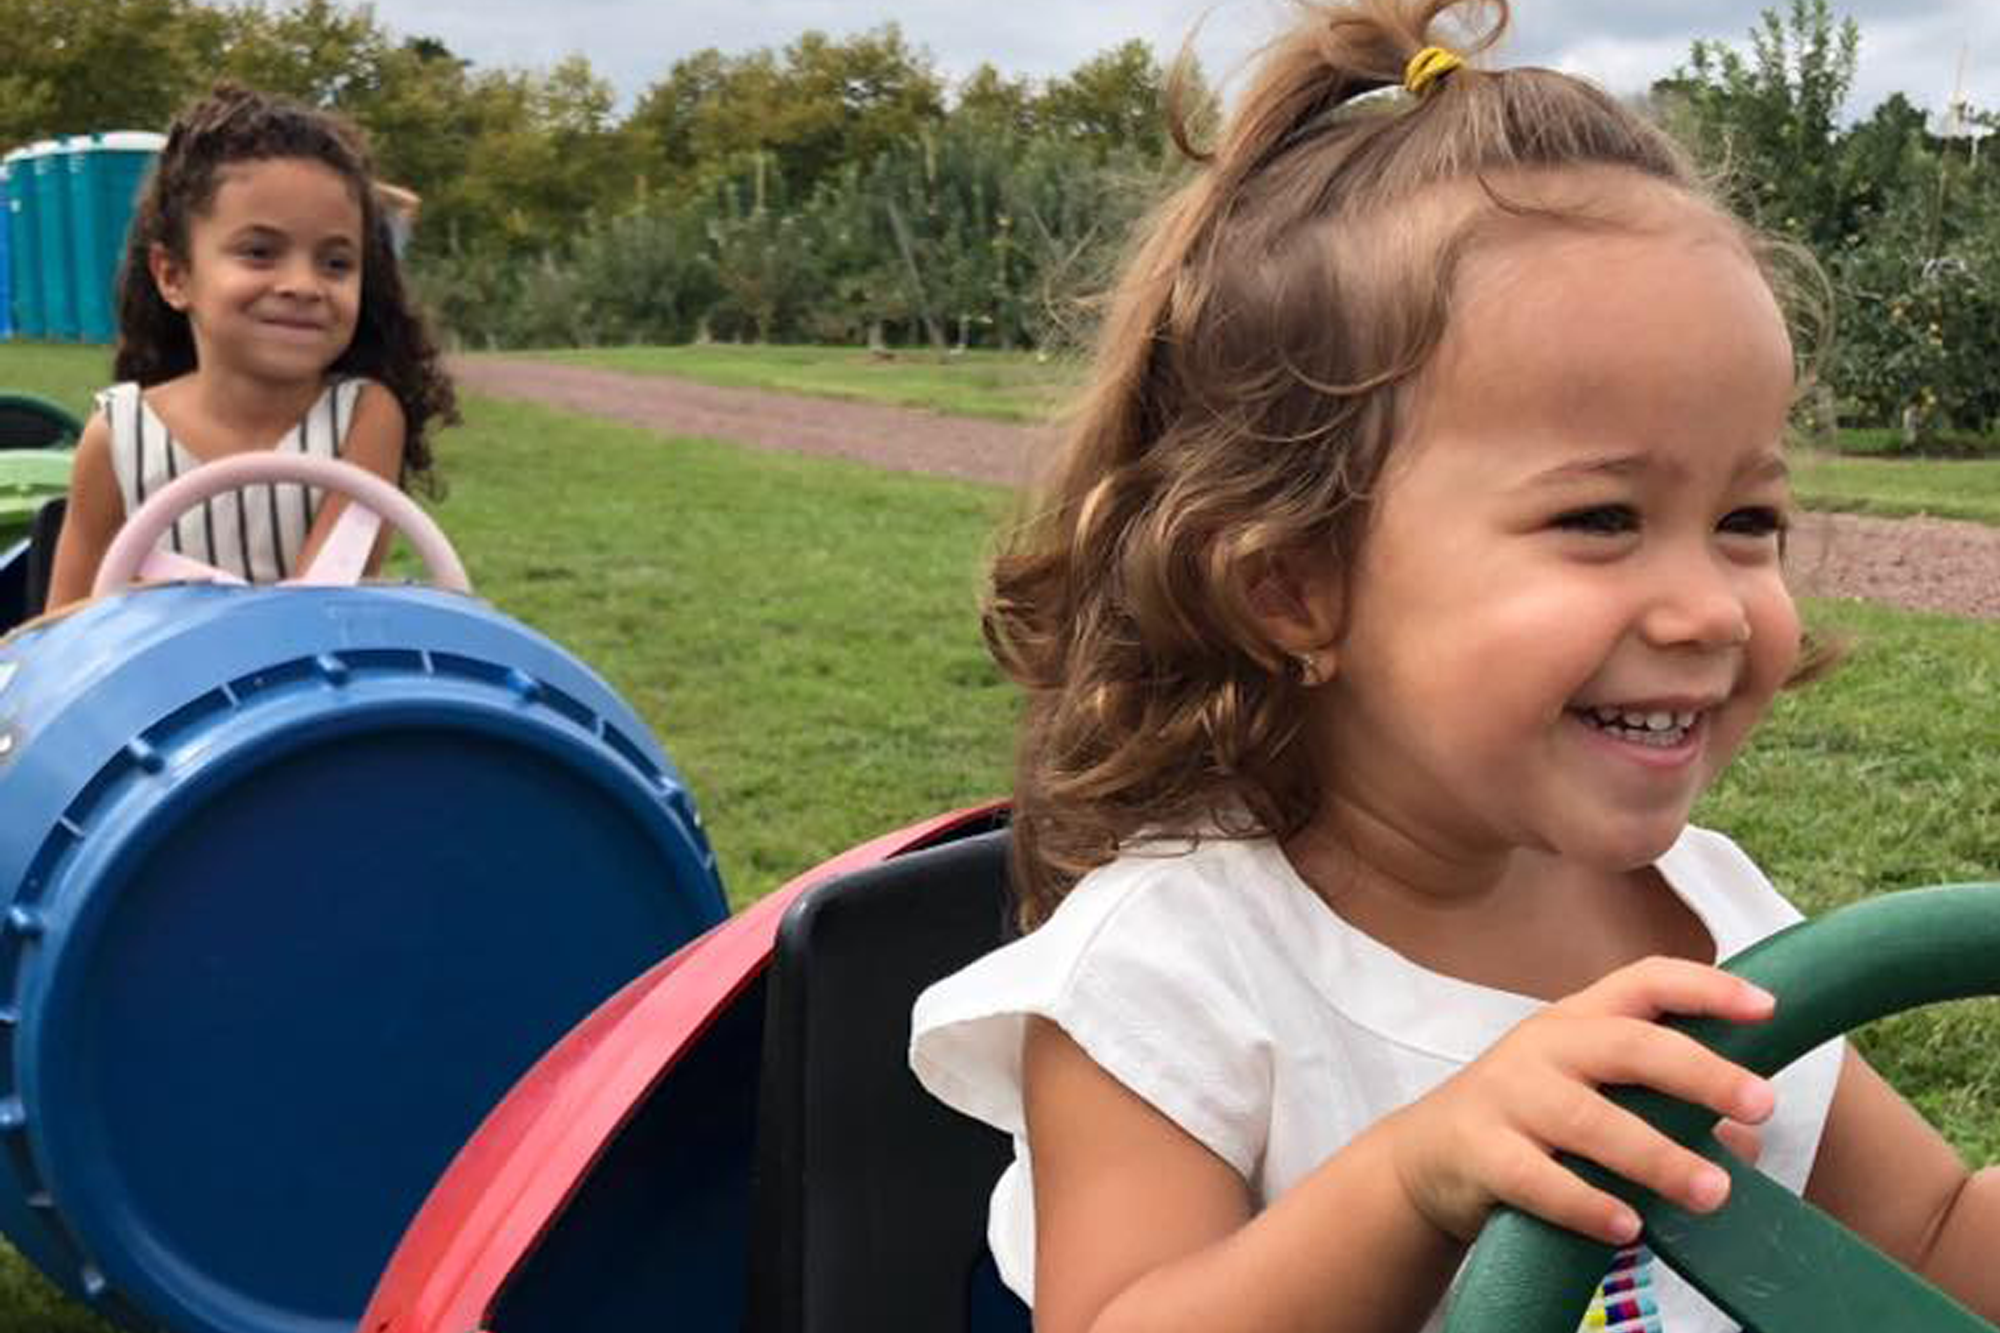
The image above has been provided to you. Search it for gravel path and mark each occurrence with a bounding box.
[453,356,1998,621]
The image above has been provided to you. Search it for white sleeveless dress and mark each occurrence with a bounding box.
[100,378,366,583]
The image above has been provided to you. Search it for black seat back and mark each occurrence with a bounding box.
[25,496,65,616]
[0,394,82,450]
[748,823,1031,1333]
[0,498,64,633]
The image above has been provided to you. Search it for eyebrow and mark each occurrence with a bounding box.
[225,223,358,249]
[1523,450,1790,487]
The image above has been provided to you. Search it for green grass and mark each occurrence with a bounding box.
[1835,426,1999,460]
[0,342,113,423]
[517,343,1083,423]
[1792,450,2000,525]
[0,340,1995,1324]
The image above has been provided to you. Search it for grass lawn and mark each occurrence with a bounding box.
[1792,451,2000,525]
[528,342,1084,424]
[0,342,111,423]
[1836,426,1999,458]
[0,339,1994,1326]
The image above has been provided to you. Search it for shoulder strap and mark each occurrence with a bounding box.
[100,383,144,516]
[329,377,370,459]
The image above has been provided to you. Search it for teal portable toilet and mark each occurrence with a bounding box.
[4,146,44,340]
[1,159,13,339]
[68,131,164,344]
[32,139,78,341]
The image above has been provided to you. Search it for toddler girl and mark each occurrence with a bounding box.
[912,3,2000,1330]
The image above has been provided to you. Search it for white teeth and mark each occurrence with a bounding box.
[1578,705,1704,742]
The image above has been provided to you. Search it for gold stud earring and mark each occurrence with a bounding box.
[1296,652,1330,687]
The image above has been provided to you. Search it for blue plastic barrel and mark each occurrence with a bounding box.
[3,146,44,340]
[0,582,729,1333]
[30,140,78,341]
[67,132,163,345]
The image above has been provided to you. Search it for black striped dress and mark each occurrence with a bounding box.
[101,378,367,583]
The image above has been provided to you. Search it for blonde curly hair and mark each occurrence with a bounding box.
[987,0,1834,926]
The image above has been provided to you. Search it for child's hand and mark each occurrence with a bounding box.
[1713,1117,1763,1166]
[1383,958,1777,1246]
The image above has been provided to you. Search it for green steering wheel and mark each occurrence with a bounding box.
[1442,881,2000,1333]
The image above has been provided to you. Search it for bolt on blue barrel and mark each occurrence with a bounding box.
[3,146,45,340]
[66,132,164,345]
[0,582,729,1333]
[30,140,78,341]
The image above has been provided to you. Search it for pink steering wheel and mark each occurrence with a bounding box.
[92,453,470,598]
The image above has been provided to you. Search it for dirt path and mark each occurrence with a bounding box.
[453,356,1999,621]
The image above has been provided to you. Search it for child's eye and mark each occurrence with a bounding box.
[1718,506,1788,539]
[1552,504,1638,536]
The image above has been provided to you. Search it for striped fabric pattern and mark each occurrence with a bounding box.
[101,379,361,582]
[1581,1244,1665,1332]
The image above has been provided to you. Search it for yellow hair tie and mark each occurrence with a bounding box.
[1404,46,1465,98]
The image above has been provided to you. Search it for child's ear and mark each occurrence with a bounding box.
[1243,548,1343,678]
[148,243,190,311]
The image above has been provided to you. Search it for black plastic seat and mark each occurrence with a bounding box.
[748,822,1032,1333]
[0,393,82,450]
[0,498,64,631]
[24,496,65,616]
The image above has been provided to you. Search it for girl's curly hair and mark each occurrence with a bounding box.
[113,82,457,489]
[989,0,1836,927]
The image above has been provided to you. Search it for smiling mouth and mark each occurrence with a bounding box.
[1573,706,1701,748]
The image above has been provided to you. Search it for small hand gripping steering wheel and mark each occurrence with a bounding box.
[91,452,470,597]
[1443,882,2000,1333]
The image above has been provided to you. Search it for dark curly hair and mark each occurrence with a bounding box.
[988,0,1837,927]
[113,82,456,488]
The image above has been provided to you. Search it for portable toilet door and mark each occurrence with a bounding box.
[68,132,164,344]
[4,146,44,340]
[31,139,78,341]
[0,158,13,340]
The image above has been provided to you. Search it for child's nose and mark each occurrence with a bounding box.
[1639,550,1754,650]
[273,258,325,299]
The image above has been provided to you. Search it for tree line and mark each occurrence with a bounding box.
[0,0,1194,357]
[3,0,1994,439]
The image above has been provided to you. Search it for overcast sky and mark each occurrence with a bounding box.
[359,0,1994,131]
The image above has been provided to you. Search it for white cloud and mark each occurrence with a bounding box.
[1535,34,1698,94]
